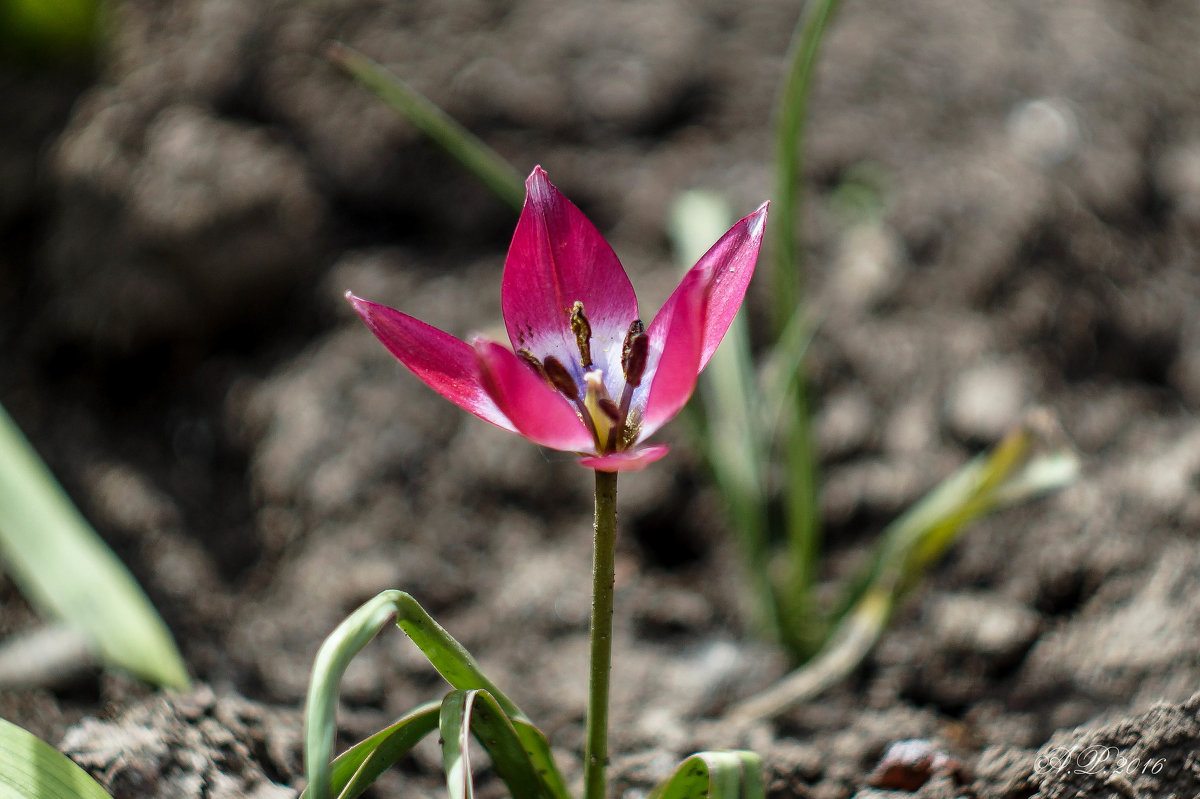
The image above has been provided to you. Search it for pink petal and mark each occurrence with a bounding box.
[636,266,709,440]
[579,445,670,472]
[501,167,639,393]
[692,202,768,370]
[346,292,517,433]
[474,339,596,452]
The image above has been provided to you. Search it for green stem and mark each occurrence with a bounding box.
[584,469,618,799]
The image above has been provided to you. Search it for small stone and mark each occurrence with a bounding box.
[929,593,1041,662]
[946,361,1028,442]
[816,390,874,458]
[1007,98,1080,167]
[828,222,904,312]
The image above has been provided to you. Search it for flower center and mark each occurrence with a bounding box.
[518,302,649,453]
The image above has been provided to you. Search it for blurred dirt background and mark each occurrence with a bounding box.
[3,0,1200,796]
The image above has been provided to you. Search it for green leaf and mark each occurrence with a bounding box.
[510,720,571,799]
[0,403,189,690]
[648,751,764,799]
[439,690,548,799]
[0,0,101,63]
[727,414,1079,722]
[298,702,440,799]
[305,590,569,799]
[0,717,114,799]
[327,43,526,212]
[771,0,844,333]
[670,191,777,639]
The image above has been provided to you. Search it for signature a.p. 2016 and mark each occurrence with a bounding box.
[1035,744,1166,777]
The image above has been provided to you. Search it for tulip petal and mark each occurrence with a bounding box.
[347,292,517,433]
[501,167,639,391]
[691,202,768,371]
[579,445,670,472]
[636,266,708,440]
[474,339,596,452]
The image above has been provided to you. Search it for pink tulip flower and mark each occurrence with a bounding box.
[347,166,767,472]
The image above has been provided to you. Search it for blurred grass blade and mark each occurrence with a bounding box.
[772,0,843,332]
[727,413,1079,722]
[725,589,891,723]
[770,0,843,659]
[440,690,548,799]
[305,590,569,799]
[648,751,764,799]
[298,702,440,799]
[0,0,102,63]
[879,410,1078,591]
[758,304,815,442]
[0,717,114,799]
[327,42,525,212]
[670,190,777,636]
[0,403,189,690]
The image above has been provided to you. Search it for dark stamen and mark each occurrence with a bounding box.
[621,320,648,387]
[517,348,546,378]
[598,398,621,425]
[543,356,579,398]
[570,301,594,369]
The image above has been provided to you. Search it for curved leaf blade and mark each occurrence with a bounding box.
[440,690,547,799]
[0,403,189,690]
[511,720,571,799]
[305,590,569,799]
[0,718,113,799]
[649,751,764,799]
[298,702,440,799]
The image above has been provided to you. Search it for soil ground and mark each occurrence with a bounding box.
[3,1,1200,797]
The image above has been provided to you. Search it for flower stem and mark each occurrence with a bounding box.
[584,469,618,799]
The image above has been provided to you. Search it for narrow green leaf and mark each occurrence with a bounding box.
[0,717,114,799]
[440,690,548,799]
[440,691,475,799]
[727,415,1079,722]
[511,720,571,799]
[648,751,764,799]
[327,42,526,212]
[758,304,815,441]
[725,588,891,723]
[0,0,101,63]
[771,0,844,333]
[298,702,440,799]
[670,191,777,639]
[305,590,569,799]
[0,403,189,690]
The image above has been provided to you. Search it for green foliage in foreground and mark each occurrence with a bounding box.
[0,0,101,64]
[0,403,190,690]
[304,590,759,799]
[0,719,112,799]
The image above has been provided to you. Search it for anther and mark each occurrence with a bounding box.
[542,356,579,398]
[517,348,545,378]
[570,301,594,369]
[621,320,649,387]
[597,398,621,425]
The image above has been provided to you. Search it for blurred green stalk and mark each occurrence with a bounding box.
[770,0,844,659]
[0,0,102,64]
[327,42,526,212]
